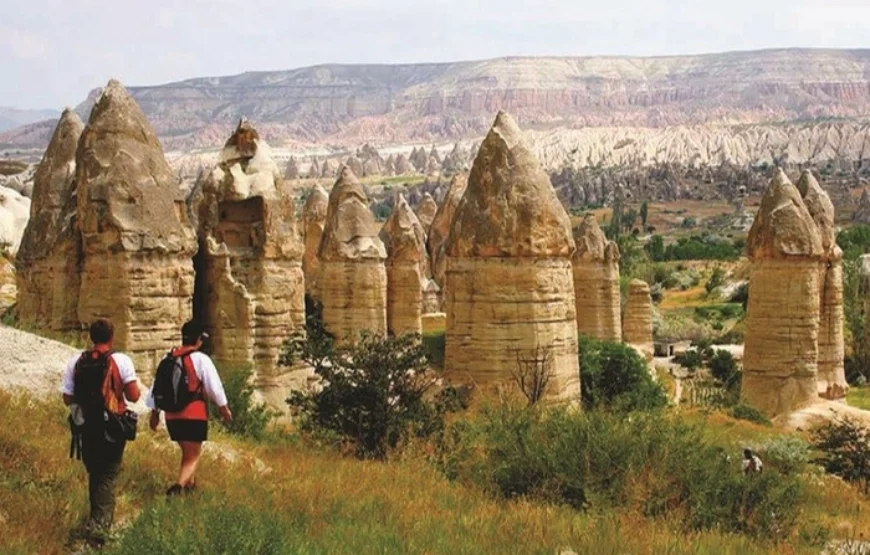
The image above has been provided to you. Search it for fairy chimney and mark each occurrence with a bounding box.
[76,80,198,370]
[798,170,847,399]
[444,112,580,402]
[192,119,305,400]
[415,192,438,233]
[302,184,329,298]
[16,108,84,331]
[622,280,653,358]
[743,168,825,416]
[318,167,387,342]
[380,194,428,335]
[427,173,467,287]
[572,214,622,342]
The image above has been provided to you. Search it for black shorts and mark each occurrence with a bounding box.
[166,419,208,443]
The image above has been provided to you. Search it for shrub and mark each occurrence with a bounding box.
[578,336,668,411]
[761,436,810,476]
[812,417,870,490]
[422,331,445,369]
[727,403,771,426]
[729,282,749,309]
[706,267,726,295]
[438,406,801,540]
[673,349,703,372]
[709,349,740,399]
[209,364,274,439]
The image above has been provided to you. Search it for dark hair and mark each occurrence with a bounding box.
[181,320,207,346]
[89,319,114,345]
[744,449,753,458]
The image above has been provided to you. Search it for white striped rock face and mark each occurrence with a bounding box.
[572,214,621,343]
[622,279,653,359]
[380,195,427,336]
[445,112,579,403]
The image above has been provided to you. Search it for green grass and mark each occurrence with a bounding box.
[847,386,870,410]
[3,389,870,554]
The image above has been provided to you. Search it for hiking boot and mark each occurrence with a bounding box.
[165,484,183,497]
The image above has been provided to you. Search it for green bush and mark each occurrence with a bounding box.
[709,349,741,399]
[705,267,726,294]
[438,406,801,540]
[673,350,703,372]
[578,337,668,411]
[209,364,274,440]
[812,417,870,490]
[422,331,445,369]
[727,404,771,426]
[761,436,811,476]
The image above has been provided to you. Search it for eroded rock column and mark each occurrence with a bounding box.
[380,194,428,335]
[16,108,84,331]
[415,192,438,233]
[622,279,653,358]
[76,80,197,371]
[743,168,824,416]
[318,167,387,343]
[572,214,622,342]
[302,184,328,298]
[445,112,580,402]
[427,173,467,288]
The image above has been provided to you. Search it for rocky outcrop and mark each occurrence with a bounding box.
[302,185,329,298]
[192,119,304,396]
[853,189,870,224]
[798,170,847,399]
[380,194,427,335]
[743,168,825,416]
[444,112,579,402]
[572,214,621,342]
[427,173,467,286]
[284,156,300,180]
[16,109,83,330]
[76,80,197,370]
[622,279,653,358]
[318,167,387,342]
[415,192,438,232]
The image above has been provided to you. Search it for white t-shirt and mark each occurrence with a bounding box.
[145,351,228,409]
[742,455,763,473]
[61,351,138,397]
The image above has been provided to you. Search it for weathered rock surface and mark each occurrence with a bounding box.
[318,167,387,342]
[16,108,83,330]
[444,112,579,402]
[798,170,847,399]
[853,189,870,224]
[415,192,438,233]
[302,184,329,297]
[622,279,653,358]
[743,168,824,416]
[572,214,621,342]
[192,119,305,394]
[427,173,467,287]
[76,80,197,370]
[380,194,427,335]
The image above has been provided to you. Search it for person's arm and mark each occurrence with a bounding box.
[198,354,232,423]
[124,381,141,403]
[61,354,79,406]
[116,355,141,403]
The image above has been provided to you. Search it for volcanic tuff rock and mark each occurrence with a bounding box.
[427,173,467,290]
[16,108,83,330]
[622,279,653,359]
[572,214,621,342]
[444,112,580,402]
[853,189,870,224]
[415,192,438,232]
[318,167,387,342]
[302,184,329,297]
[76,80,197,370]
[193,119,304,392]
[4,49,866,151]
[743,169,824,416]
[380,194,428,335]
[798,170,847,399]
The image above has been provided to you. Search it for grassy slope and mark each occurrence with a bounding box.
[2,390,870,554]
[847,387,870,411]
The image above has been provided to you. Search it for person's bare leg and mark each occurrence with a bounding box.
[177,441,202,487]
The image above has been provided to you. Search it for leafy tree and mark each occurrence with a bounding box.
[646,235,665,261]
[706,266,726,295]
[579,336,668,411]
[812,417,870,491]
[639,201,649,228]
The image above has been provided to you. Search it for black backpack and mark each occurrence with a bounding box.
[152,353,202,412]
[73,350,113,422]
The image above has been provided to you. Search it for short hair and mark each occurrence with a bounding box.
[181,320,206,346]
[89,319,114,344]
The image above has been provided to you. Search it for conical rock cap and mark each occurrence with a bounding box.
[573,213,619,262]
[446,112,574,258]
[319,166,385,261]
[380,194,428,263]
[796,169,836,256]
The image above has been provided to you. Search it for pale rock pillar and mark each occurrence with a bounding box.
[622,279,653,358]
[797,170,847,399]
[427,173,467,288]
[444,112,580,403]
[380,194,428,336]
[572,214,622,342]
[743,168,825,416]
[76,80,197,372]
[302,184,328,298]
[415,192,438,233]
[318,167,387,343]
[16,108,84,331]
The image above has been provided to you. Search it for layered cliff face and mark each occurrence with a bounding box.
[445,112,579,403]
[4,49,870,152]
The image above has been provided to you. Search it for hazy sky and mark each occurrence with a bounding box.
[2,0,869,109]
